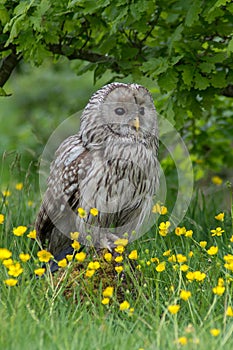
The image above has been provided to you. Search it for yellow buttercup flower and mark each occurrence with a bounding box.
[115,255,123,263]
[188,251,194,258]
[2,258,13,268]
[119,300,130,311]
[199,241,207,248]
[152,203,168,215]
[101,297,110,305]
[90,208,98,216]
[114,245,125,254]
[114,238,128,246]
[224,262,233,272]
[212,285,225,296]
[163,250,171,257]
[211,227,224,237]
[58,258,68,268]
[129,307,134,316]
[159,221,170,236]
[70,232,80,240]
[2,190,11,197]
[75,251,86,262]
[152,203,161,213]
[180,264,189,272]
[217,278,224,286]
[224,254,233,263]
[19,253,31,262]
[71,240,81,251]
[77,207,87,218]
[27,200,34,207]
[210,328,220,336]
[226,306,233,317]
[180,290,191,301]
[15,183,23,190]
[168,254,177,263]
[87,261,100,270]
[104,252,112,262]
[175,226,186,236]
[215,212,224,221]
[37,250,53,263]
[177,336,188,346]
[186,271,206,282]
[193,271,206,282]
[185,230,193,237]
[13,226,27,236]
[8,262,23,277]
[207,246,218,255]
[156,261,166,272]
[160,206,168,215]
[102,286,114,298]
[0,248,12,260]
[168,304,180,314]
[66,254,73,261]
[27,229,37,239]
[230,235,233,243]
[4,278,18,287]
[128,250,138,260]
[85,269,95,278]
[115,265,123,273]
[34,268,45,276]
[176,254,187,264]
[0,214,4,224]
[211,176,222,185]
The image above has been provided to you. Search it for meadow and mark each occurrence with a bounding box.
[0,174,232,350]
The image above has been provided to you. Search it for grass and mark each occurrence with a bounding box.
[0,172,233,350]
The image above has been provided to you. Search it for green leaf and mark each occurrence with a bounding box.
[210,70,226,88]
[158,69,178,92]
[194,72,210,90]
[4,15,26,45]
[199,62,215,73]
[227,37,233,53]
[203,53,226,63]
[0,7,9,25]
[168,24,183,54]
[181,66,195,87]
[171,55,184,66]
[206,7,224,22]
[142,58,169,76]
[165,98,175,123]
[0,87,11,96]
[185,0,202,27]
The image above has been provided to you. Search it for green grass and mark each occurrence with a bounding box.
[0,173,233,350]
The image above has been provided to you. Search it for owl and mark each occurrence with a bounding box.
[35,82,159,259]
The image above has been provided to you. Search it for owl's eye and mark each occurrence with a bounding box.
[115,107,125,115]
[139,107,145,115]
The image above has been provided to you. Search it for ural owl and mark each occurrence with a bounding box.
[36,83,159,258]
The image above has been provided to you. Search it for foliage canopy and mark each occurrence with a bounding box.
[0,0,233,177]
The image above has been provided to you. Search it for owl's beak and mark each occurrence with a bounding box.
[131,116,140,132]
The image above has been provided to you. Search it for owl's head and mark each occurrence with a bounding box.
[80,83,158,152]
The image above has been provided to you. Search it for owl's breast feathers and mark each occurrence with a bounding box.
[36,132,158,247]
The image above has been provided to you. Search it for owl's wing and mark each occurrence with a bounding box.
[35,134,88,247]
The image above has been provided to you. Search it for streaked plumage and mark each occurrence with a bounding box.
[36,83,159,257]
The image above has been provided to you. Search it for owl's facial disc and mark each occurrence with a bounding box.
[102,101,152,139]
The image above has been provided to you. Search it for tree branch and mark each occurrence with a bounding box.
[222,84,233,97]
[0,48,21,88]
[48,44,120,72]
[49,43,107,62]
